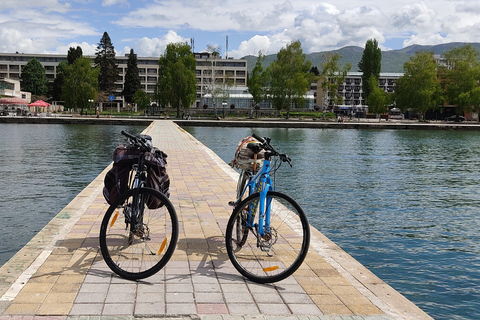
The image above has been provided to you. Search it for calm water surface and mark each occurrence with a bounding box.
[0,123,146,265]
[183,126,480,320]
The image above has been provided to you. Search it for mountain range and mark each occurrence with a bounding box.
[241,42,480,74]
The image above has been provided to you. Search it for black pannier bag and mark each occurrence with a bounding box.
[103,144,140,205]
[145,149,170,209]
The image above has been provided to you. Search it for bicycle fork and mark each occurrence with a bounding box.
[253,178,277,255]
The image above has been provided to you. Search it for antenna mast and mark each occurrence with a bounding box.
[226,35,228,59]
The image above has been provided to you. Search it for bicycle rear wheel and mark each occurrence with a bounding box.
[100,187,178,280]
[225,191,310,283]
[234,170,252,246]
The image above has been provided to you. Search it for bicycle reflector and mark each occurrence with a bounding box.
[158,238,168,255]
[110,211,119,227]
[263,266,279,272]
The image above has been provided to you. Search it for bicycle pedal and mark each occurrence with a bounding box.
[228,201,236,207]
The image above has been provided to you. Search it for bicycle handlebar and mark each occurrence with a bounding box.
[121,130,152,152]
[252,134,292,167]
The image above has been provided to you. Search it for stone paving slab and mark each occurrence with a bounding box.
[0,120,432,320]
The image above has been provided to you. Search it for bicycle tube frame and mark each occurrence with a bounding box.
[241,160,273,236]
[130,153,147,230]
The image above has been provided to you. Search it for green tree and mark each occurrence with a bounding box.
[395,51,443,119]
[247,52,267,115]
[122,49,141,104]
[442,45,480,118]
[157,42,196,117]
[134,89,151,111]
[94,31,118,94]
[20,58,49,96]
[50,60,68,101]
[367,75,391,118]
[67,46,83,65]
[265,40,314,118]
[320,53,351,109]
[62,57,99,114]
[358,39,381,102]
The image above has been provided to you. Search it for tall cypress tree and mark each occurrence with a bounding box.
[94,32,118,94]
[358,39,382,103]
[67,46,83,65]
[122,49,141,103]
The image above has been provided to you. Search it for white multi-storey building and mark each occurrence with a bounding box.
[316,72,403,115]
[0,52,248,108]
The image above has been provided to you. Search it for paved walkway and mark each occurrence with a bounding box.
[0,120,432,320]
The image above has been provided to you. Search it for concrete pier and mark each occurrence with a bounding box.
[0,120,432,320]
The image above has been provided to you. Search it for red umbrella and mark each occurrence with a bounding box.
[28,100,50,107]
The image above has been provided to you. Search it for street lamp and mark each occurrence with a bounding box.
[222,101,227,119]
[88,99,94,116]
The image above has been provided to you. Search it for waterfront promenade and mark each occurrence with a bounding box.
[0,120,432,320]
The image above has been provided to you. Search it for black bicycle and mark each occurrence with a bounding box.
[99,131,178,280]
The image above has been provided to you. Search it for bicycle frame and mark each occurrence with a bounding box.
[238,159,274,237]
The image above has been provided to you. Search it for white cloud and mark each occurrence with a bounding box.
[123,31,190,57]
[391,2,439,33]
[45,42,99,56]
[102,0,129,6]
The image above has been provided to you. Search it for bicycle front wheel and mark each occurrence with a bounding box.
[99,187,178,280]
[225,191,310,283]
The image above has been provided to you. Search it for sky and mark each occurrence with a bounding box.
[1,0,480,59]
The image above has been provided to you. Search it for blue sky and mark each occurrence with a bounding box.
[1,0,480,58]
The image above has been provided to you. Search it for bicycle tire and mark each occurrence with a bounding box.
[234,170,251,246]
[225,191,310,283]
[99,187,178,280]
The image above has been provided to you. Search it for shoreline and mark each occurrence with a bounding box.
[1,115,479,130]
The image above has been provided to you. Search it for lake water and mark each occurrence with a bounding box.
[0,123,478,320]
[0,123,146,265]
[183,126,480,320]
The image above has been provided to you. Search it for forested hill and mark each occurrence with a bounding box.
[242,42,480,74]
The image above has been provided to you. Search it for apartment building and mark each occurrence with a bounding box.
[317,72,403,114]
[0,52,248,108]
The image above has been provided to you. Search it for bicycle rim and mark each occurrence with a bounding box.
[235,171,251,246]
[226,191,310,283]
[100,187,178,280]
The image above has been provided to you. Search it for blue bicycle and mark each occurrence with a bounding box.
[225,134,310,283]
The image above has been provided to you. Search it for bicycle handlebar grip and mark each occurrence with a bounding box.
[252,134,265,143]
[121,130,136,140]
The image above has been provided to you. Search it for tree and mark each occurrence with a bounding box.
[202,44,223,117]
[50,60,68,101]
[442,45,480,118]
[395,51,443,119]
[67,46,83,65]
[134,89,151,111]
[62,57,99,114]
[247,52,267,117]
[265,40,314,118]
[94,32,118,94]
[122,49,141,104]
[367,75,391,118]
[157,42,196,117]
[358,39,382,102]
[20,58,48,96]
[320,53,351,109]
